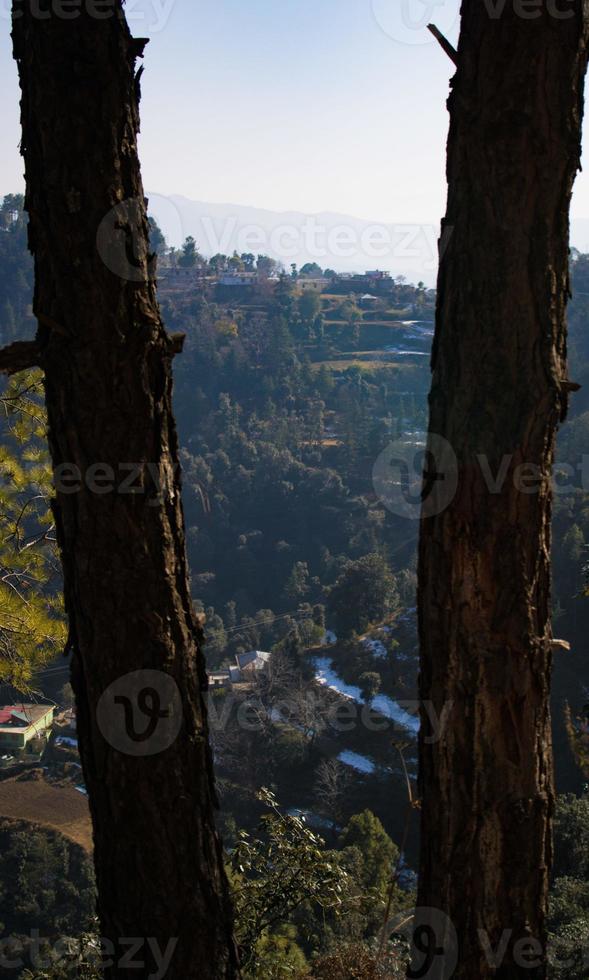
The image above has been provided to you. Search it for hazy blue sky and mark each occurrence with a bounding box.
[2,0,589,240]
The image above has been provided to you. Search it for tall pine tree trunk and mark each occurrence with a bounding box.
[416,4,588,978]
[11,3,239,976]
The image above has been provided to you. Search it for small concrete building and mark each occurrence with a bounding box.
[209,671,232,690]
[235,651,271,674]
[219,272,258,287]
[299,278,328,293]
[207,652,271,689]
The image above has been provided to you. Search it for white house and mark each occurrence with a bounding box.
[219,272,258,287]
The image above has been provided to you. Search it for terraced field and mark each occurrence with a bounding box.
[0,772,92,851]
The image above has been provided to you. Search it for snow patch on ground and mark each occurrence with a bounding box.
[371,695,419,734]
[314,658,363,702]
[361,637,388,659]
[338,750,376,774]
[313,657,418,736]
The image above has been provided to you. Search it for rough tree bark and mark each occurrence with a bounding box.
[10,3,239,977]
[416,4,589,979]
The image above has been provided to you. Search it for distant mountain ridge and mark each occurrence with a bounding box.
[147,193,443,286]
[147,192,589,287]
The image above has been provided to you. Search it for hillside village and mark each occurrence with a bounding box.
[157,250,434,317]
[2,194,589,976]
[4,0,589,972]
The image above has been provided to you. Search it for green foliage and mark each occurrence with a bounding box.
[0,195,34,345]
[230,789,350,976]
[358,672,381,701]
[553,794,589,880]
[583,542,589,598]
[241,253,256,271]
[338,300,361,326]
[328,555,399,637]
[254,925,308,979]
[178,235,200,268]
[548,794,589,978]
[229,251,245,272]
[256,255,280,276]
[298,290,322,323]
[7,188,589,977]
[284,562,310,603]
[0,819,95,939]
[159,264,429,627]
[339,810,398,899]
[147,215,166,257]
[18,931,103,980]
[566,702,589,778]
[274,729,309,769]
[0,371,66,689]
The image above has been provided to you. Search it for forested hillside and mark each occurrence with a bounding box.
[2,191,589,976]
[2,190,588,783]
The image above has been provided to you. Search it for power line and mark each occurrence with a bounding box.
[223,609,313,636]
[32,609,316,679]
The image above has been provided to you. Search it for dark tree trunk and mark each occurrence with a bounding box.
[416,4,588,979]
[11,3,239,977]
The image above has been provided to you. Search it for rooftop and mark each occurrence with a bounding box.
[235,650,271,670]
[0,704,53,731]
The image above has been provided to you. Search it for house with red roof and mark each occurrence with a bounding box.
[0,704,54,752]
